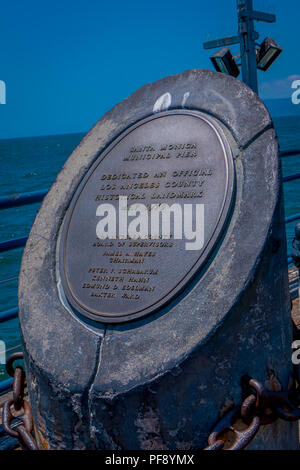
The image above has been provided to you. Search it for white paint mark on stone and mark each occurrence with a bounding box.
[153,92,172,113]
[181,92,190,108]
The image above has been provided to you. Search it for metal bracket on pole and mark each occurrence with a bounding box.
[239,10,276,23]
[203,36,240,50]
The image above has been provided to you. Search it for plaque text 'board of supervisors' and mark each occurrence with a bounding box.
[59,110,235,323]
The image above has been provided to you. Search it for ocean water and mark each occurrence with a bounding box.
[0,116,299,381]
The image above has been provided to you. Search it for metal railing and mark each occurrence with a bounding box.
[0,148,299,393]
[281,149,300,265]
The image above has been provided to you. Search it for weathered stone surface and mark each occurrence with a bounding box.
[19,69,298,449]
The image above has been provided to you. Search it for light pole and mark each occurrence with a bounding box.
[237,0,259,93]
[203,0,279,94]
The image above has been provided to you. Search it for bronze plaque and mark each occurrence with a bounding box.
[59,110,235,323]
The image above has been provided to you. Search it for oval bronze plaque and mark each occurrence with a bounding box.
[59,110,235,323]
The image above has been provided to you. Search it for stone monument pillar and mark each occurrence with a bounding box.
[19,69,297,449]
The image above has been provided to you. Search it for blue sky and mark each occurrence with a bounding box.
[0,0,299,138]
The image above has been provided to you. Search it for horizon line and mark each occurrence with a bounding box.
[0,105,299,141]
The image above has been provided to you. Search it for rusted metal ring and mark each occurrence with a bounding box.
[2,399,19,438]
[206,406,239,449]
[21,399,34,433]
[17,425,38,451]
[12,367,25,411]
[205,397,262,451]
[276,402,300,421]
[6,352,24,378]
[248,378,265,408]
[228,416,261,450]
[241,393,256,423]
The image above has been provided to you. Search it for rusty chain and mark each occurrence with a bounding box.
[1,352,300,450]
[204,375,300,450]
[1,352,38,450]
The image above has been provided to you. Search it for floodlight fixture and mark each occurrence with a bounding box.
[210,48,240,78]
[256,37,282,71]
